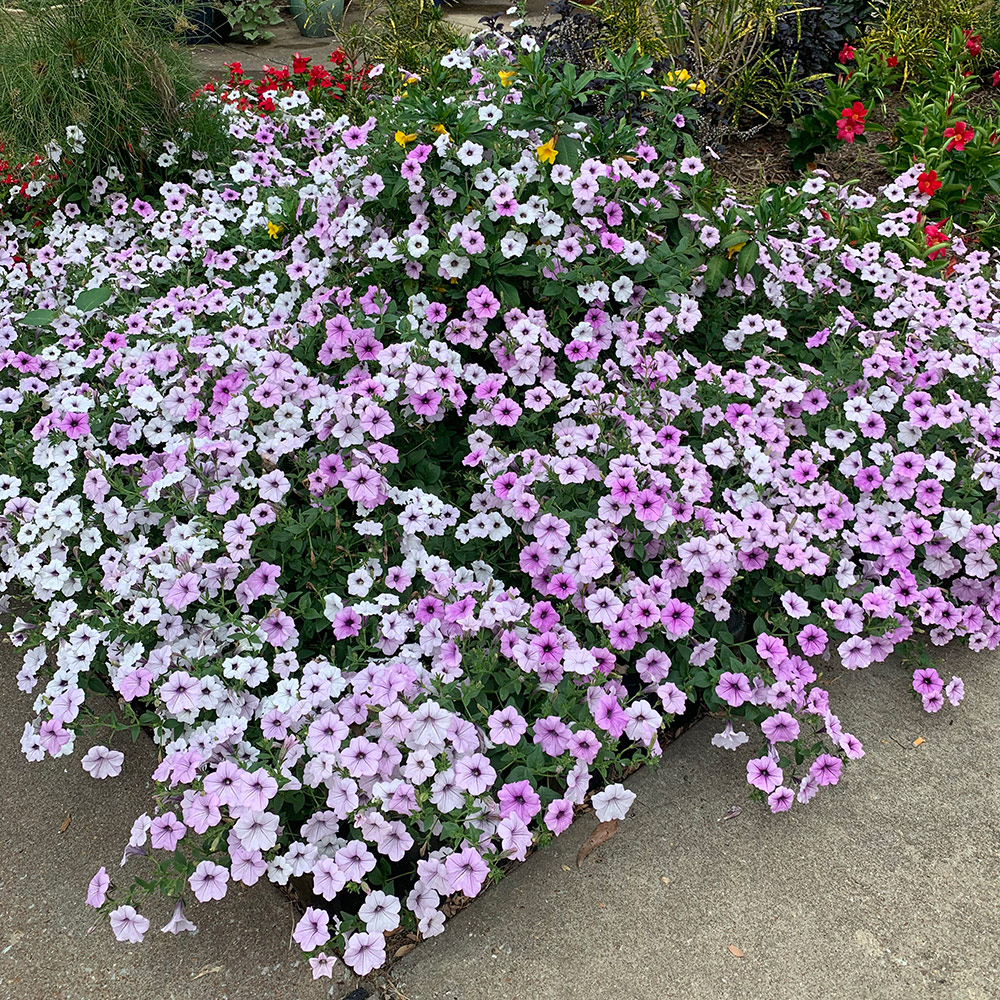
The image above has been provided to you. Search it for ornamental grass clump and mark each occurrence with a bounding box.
[0,0,229,223]
[0,31,996,979]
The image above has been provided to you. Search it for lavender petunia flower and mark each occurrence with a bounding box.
[81,745,124,780]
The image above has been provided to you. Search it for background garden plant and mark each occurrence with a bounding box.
[1,4,999,987]
[0,0,229,224]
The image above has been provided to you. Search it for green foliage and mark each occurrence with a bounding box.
[864,0,999,81]
[586,0,821,132]
[334,0,464,78]
[0,0,201,171]
[585,0,685,60]
[787,27,1000,231]
[214,0,283,42]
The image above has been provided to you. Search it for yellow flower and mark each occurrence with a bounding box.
[432,123,448,134]
[536,137,558,164]
[266,220,283,239]
[406,74,420,85]
[499,70,517,87]
[726,242,746,259]
[688,79,707,95]
[395,130,417,147]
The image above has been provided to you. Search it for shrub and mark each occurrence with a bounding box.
[863,0,998,82]
[0,30,994,981]
[0,0,197,167]
[787,27,1000,237]
[333,0,465,79]
[214,0,284,42]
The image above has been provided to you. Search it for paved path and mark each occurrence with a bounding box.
[1,636,996,1000]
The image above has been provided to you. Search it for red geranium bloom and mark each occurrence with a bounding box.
[836,101,868,142]
[839,43,855,62]
[917,170,942,196]
[943,120,974,151]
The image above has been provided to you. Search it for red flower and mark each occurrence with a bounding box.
[886,55,898,67]
[924,221,950,259]
[943,120,974,151]
[839,43,855,63]
[917,170,942,196]
[836,101,868,142]
[292,52,311,74]
[993,69,1000,87]
[963,30,982,56]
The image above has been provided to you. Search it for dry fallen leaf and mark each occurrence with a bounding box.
[190,965,223,980]
[394,943,416,959]
[913,737,926,747]
[728,945,745,958]
[576,819,618,868]
[721,805,742,821]
[58,813,71,834]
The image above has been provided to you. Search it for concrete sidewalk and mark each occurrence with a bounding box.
[1,637,996,1000]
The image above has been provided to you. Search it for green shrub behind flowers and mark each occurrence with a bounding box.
[0,31,993,981]
[789,26,1000,243]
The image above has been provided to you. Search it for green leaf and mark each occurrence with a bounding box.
[737,241,760,277]
[721,230,751,249]
[703,255,729,292]
[496,280,520,306]
[20,309,56,327]
[75,287,111,312]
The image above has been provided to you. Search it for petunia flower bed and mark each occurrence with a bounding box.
[1,32,997,980]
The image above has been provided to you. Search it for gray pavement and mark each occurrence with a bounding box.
[1,634,996,1000]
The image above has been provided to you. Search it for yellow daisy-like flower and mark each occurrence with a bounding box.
[266,220,283,239]
[536,137,558,164]
[726,242,746,259]
[395,130,418,147]
[499,70,517,87]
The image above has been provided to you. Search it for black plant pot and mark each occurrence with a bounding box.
[177,3,232,44]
